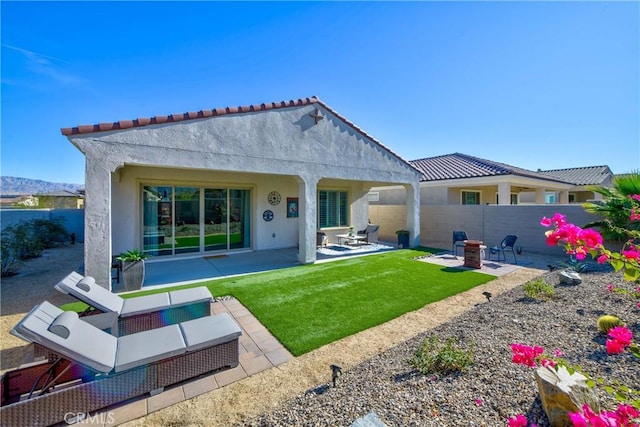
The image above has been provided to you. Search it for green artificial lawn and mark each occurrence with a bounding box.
[64,248,494,356]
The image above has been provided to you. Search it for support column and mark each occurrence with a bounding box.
[298,175,318,264]
[498,182,511,205]
[535,188,546,204]
[405,182,421,247]
[559,190,569,204]
[84,156,117,289]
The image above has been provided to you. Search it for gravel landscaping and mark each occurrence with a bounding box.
[243,267,639,427]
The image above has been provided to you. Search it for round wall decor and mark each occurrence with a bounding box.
[262,210,274,222]
[268,191,281,206]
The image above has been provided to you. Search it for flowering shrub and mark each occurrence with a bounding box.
[507,198,640,426]
[569,403,639,427]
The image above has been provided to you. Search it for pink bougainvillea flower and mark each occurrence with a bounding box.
[568,410,588,427]
[507,414,528,427]
[597,254,610,264]
[631,194,640,201]
[608,326,633,346]
[606,338,625,355]
[540,217,552,227]
[630,208,640,222]
[553,348,564,357]
[615,404,639,424]
[578,228,603,248]
[606,284,615,293]
[637,302,640,309]
[475,398,483,406]
[552,212,567,226]
[622,249,640,261]
[540,358,556,368]
[511,343,544,368]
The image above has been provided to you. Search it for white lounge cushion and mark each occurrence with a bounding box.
[55,272,124,314]
[168,287,213,307]
[13,301,117,373]
[120,293,171,317]
[179,313,242,352]
[115,325,185,372]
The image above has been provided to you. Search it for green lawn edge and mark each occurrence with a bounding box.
[62,248,494,356]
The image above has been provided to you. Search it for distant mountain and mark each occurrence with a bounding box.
[0,177,84,196]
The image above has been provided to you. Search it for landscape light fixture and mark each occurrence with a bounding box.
[330,364,342,387]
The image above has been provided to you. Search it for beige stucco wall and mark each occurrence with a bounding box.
[370,204,601,256]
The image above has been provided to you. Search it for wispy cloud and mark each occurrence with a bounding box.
[2,44,89,86]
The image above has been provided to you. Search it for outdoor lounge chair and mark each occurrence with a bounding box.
[0,300,241,427]
[489,234,518,264]
[357,224,379,244]
[55,271,213,336]
[452,230,468,258]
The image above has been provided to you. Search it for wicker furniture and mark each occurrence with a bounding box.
[0,301,241,427]
[55,271,213,335]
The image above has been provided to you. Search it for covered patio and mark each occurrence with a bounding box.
[120,241,397,291]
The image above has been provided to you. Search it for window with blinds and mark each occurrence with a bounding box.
[318,190,348,228]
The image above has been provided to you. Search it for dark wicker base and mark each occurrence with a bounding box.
[118,301,211,336]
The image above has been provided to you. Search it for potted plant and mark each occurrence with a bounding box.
[116,249,149,291]
[396,229,410,249]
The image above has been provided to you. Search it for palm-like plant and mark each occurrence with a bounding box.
[583,171,640,241]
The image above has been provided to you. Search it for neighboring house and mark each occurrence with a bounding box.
[529,165,614,203]
[0,195,38,208]
[371,153,574,206]
[61,96,421,288]
[32,190,85,209]
[0,191,84,209]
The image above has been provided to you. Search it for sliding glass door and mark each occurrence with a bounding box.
[143,185,250,257]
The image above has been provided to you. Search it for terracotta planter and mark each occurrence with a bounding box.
[122,260,145,291]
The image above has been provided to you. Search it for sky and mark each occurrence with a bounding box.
[1,1,639,186]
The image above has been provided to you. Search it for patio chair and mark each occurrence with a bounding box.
[357,224,380,244]
[55,271,213,336]
[452,230,468,257]
[0,300,241,427]
[489,235,518,264]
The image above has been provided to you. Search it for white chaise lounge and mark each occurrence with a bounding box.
[55,271,213,335]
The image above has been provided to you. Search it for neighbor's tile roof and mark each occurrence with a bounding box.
[537,166,612,186]
[60,96,419,174]
[410,153,570,184]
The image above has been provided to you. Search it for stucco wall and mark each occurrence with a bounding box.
[370,204,602,256]
[68,104,421,286]
[0,209,85,242]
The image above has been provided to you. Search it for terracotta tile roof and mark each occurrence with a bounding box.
[410,153,570,184]
[60,96,419,175]
[537,166,612,186]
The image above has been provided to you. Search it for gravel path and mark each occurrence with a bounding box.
[244,267,639,427]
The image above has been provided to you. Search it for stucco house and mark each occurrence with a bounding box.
[61,97,421,288]
[371,152,574,206]
[531,165,613,203]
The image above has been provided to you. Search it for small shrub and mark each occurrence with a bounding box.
[0,218,69,277]
[597,315,625,334]
[407,334,474,375]
[523,278,555,301]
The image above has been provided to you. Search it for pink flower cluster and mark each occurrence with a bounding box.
[510,343,555,368]
[569,403,639,427]
[606,326,634,355]
[507,414,536,427]
[540,213,603,260]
